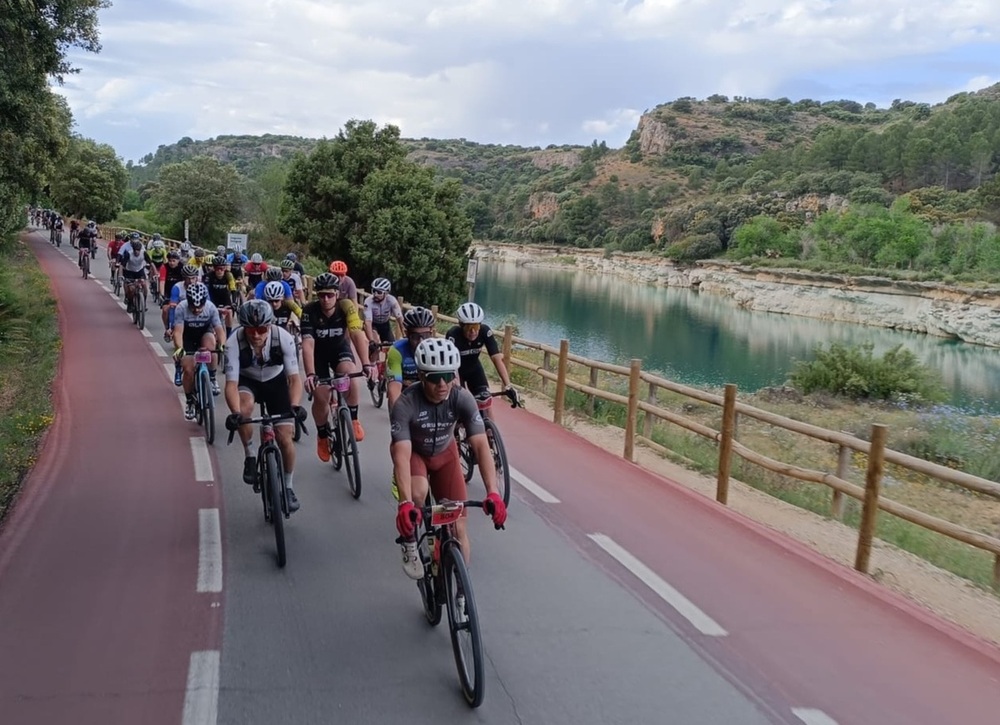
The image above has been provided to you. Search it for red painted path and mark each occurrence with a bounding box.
[0,234,221,725]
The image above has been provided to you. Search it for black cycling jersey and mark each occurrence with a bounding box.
[445,324,500,373]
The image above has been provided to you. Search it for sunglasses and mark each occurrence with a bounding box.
[246,326,269,335]
[424,372,456,384]
[317,292,337,299]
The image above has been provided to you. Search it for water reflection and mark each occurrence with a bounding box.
[475,262,1000,411]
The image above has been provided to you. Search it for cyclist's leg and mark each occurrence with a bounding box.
[463,364,493,421]
[309,352,333,459]
[234,380,259,482]
[261,375,297,499]
[428,442,471,561]
[200,331,220,391]
[334,349,364,440]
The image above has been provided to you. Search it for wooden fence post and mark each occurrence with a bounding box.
[642,380,656,439]
[553,339,570,425]
[832,441,850,520]
[502,324,513,370]
[716,383,737,505]
[623,359,642,462]
[586,366,598,415]
[855,423,888,574]
[541,350,551,394]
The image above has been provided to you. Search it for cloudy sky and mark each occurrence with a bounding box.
[54,0,1000,164]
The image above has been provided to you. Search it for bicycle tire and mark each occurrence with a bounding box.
[369,377,384,408]
[202,371,215,445]
[194,368,206,426]
[457,425,474,483]
[330,410,344,471]
[264,448,286,568]
[338,405,361,499]
[443,542,485,707]
[484,419,511,508]
[136,294,145,330]
[81,253,89,280]
[420,526,442,626]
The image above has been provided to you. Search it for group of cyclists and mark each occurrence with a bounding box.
[53,222,516,579]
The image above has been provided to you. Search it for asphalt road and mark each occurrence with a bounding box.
[2,229,999,725]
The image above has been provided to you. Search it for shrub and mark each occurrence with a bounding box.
[789,342,946,404]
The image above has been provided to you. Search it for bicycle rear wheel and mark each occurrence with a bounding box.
[457,425,474,483]
[264,448,286,567]
[369,376,384,408]
[201,369,215,445]
[484,419,510,507]
[330,409,343,471]
[338,406,361,499]
[81,252,89,279]
[443,542,484,707]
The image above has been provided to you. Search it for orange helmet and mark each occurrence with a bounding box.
[329,260,348,275]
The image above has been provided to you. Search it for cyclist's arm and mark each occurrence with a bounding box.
[482,327,510,387]
[283,297,302,319]
[386,347,404,408]
[342,301,370,366]
[210,306,226,347]
[389,397,415,502]
[223,339,242,414]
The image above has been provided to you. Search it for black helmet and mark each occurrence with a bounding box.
[130,231,141,241]
[264,267,282,281]
[212,255,226,267]
[152,233,161,241]
[313,272,340,291]
[238,299,274,327]
[403,306,435,330]
[181,264,200,278]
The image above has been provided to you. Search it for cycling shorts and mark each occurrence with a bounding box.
[238,373,293,425]
[410,440,467,506]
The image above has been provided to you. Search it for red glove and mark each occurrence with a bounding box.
[396,501,421,539]
[484,492,507,529]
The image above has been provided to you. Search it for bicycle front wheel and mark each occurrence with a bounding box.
[136,292,145,330]
[264,448,286,567]
[484,419,511,508]
[457,425,474,483]
[338,406,361,499]
[369,376,384,408]
[443,542,484,708]
[202,373,215,445]
[82,253,89,279]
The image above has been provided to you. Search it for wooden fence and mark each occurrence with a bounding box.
[102,225,1000,588]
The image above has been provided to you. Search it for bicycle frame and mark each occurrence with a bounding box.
[315,372,365,498]
[194,349,215,444]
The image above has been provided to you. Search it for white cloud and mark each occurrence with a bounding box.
[582,109,641,137]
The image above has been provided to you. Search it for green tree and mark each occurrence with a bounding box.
[152,156,243,243]
[731,215,799,259]
[49,136,128,222]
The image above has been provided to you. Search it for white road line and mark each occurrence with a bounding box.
[140,327,153,338]
[182,650,220,725]
[792,709,838,725]
[190,437,214,481]
[150,341,168,357]
[115,300,126,310]
[197,509,223,593]
[508,465,561,503]
[587,533,728,637]
[165,362,178,382]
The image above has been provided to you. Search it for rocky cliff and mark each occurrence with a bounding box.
[473,244,1000,348]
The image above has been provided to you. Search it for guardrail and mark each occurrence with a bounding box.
[101,224,1000,588]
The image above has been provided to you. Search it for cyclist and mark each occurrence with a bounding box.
[119,233,152,313]
[386,306,434,408]
[76,221,99,269]
[179,241,194,263]
[69,218,80,247]
[204,255,237,335]
[328,260,358,303]
[148,238,168,294]
[364,277,405,346]
[445,302,518,418]
[227,247,249,296]
[168,264,204,383]
[159,251,185,340]
[263,280,303,331]
[172,282,226,419]
[224,300,306,510]
[279,259,305,303]
[285,252,305,276]
[390,337,507,579]
[300,272,375,459]
[107,230,126,278]
[245,253,268,295]
[50,214,64,245]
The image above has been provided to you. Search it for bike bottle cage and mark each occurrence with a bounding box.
[430,501,465,526]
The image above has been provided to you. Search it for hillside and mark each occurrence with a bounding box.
[127,84,1000,267]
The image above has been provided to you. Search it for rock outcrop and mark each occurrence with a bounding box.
[526,192,560,221]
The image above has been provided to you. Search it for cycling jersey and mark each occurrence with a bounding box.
[107,239,125,258]
[173,299,222,352]
[204,270,236,308]
[77,227,98,249]
[337,274,358,303]
[364,294,403,324]
[148,249,168,265]
[300,298,363,378]
[244,262,267,289]
[389,384,484,458]
[160,263,185,302]
[386,339,419,385]
[254,279,293,301]
[225,325,298,384]
[445,324,500,373]
[119,245,151,273]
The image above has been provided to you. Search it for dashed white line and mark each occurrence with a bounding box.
[115,300,126,310]
[792,709,838,725]
[197,509,223,593]
[150,341,168,357]
[587,533,728,637]
[509,465,561,503]
[190,437,214,481]
[140,327,153,338]
[182,650,220,725]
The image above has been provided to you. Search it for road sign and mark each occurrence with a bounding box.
[466,257,479,284]
[226,233,248,252]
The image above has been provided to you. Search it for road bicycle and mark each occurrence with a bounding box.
[456,389,523,508]
[366,341,393,409]
[111,263,123,297]
[192,348,216,445]
[315,372,365,499]
[227,406,301,568]
[400,498,502,708]
[127,277,147,330]
[79,246,90,280]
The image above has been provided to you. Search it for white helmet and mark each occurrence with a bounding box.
[263,280,286,301]
[251,253,263,264]
[457,302,485,324]
[414,338,460,373]
[371,277,391,293]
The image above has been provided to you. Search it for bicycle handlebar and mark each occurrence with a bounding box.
[225,410,302,444]
[405,498,503,531]
[488,388,524,409]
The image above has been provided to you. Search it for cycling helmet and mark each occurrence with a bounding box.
[263,280,286,301]
[130,231,141,241]
[151,239,166,250]
[285,252,297,262]
[371,277,391,293]
[152,233,161,241]
[312,272,340,292]
[193,247,205,258]
[180,241,192,253]
[130,238,142,249]
[250,253,263,263]
[264,267,283,281]
[415,338,460,373]
[187,283,209,308]
[279,259,294,270]
[181,264,200,278]
[403,306,435,330]
[329,260,348,275]
[212,255,227,267]
[87,220,97,229]
[167,251,181,261]
[238,299,274,327]
[216,245,226,256]
[457,302,485,324]
[115,230,125,240]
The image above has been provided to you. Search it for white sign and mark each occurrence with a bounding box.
[226,233,248,252]
[465,257,479,284]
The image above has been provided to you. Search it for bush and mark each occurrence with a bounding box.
[789,342,946,404]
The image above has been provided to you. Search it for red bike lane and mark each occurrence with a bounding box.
[0,234,223,725]
[493,403,1000,724]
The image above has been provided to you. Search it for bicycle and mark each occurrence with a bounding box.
[314,372,365,499]
[148,266,162,306]
[366,341,393,409]
[399,498,502,708]
[79,246,90,280]
[456,389,523,508]
[127,277,147,329]
[111,263,123,297]
[191,348,216,444]
[226,405,300,568]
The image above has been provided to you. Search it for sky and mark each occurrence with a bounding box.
[53,0,1000,164]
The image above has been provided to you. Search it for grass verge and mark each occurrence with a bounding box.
[0,235,59,522]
